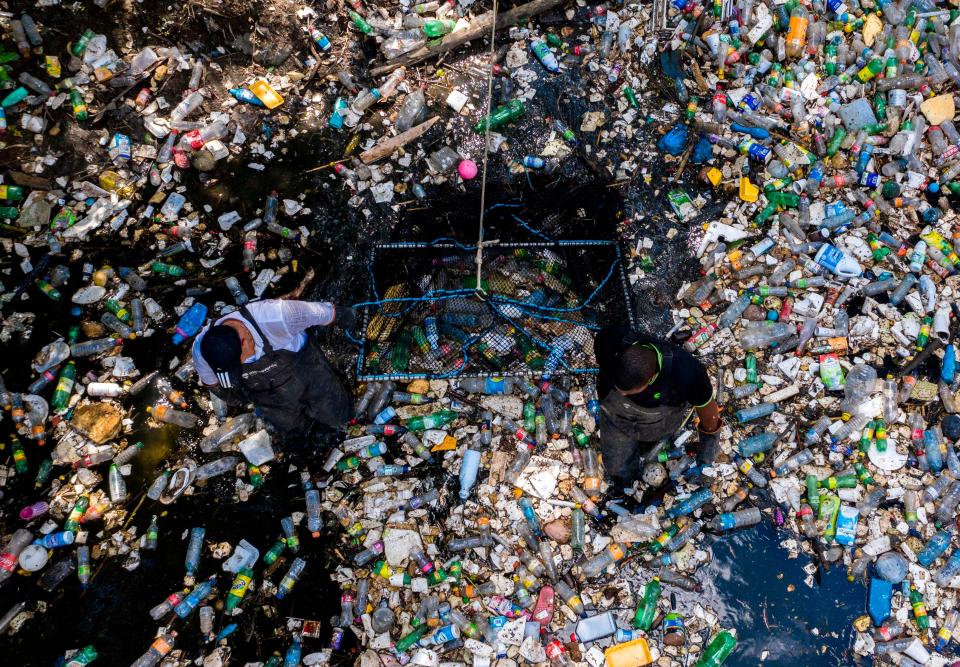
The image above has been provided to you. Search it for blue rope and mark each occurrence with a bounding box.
[511,214,555,243]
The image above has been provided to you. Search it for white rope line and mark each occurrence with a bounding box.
[474,0,499,298]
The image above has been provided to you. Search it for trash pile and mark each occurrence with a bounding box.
[324,378,738,667]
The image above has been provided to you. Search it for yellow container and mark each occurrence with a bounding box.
[98,170,135,199]
[604,638,653,667]
[250,80,284,109]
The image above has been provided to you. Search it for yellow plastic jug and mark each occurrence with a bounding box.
[250,80,284,109]
[604,638,653,667]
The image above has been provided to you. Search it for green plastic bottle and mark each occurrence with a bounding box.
[0,184,24,200]
[11,436,28,474]
[51,361,76,412]
[633,577,661,630]
[805,473,820,512]
[35,279,61,301]
[263,539,285,565]
[395,624,429,652]
[910,586,930,630]
[70,29,95,57]
[473,99,525,133]
[151,261,185,277]
[695,630,737,666]
[226,567,254,612]
[404,410,458,432]
[819,474,857,489]
[350,11,374,35]
[422,19,455,38]
[855,57,883,83]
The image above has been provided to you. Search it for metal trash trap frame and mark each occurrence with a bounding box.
[355,239,636,381]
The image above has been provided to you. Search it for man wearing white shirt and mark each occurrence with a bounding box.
[194,299,354,433]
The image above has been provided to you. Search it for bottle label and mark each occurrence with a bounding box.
[0,552,16,572]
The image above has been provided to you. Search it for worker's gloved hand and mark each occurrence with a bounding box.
[696,418,723,466]
[333,304,357,330]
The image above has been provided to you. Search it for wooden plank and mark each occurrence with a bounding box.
[369,0,566,76]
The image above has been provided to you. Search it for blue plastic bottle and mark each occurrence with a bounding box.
[917,529,953,567]
[737,431,777,457]
[172,303,208,345]
[943,344,956,383]
[228,88,265,107]
[735,403,777,423]
[35,530,75,548]
[283,636,302,667]
[666,488,714,519]
[175,575,216,618]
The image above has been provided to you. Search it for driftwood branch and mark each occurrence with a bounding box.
[359,116,440,164]
[369,0,566,76]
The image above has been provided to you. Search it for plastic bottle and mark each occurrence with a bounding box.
[579,542,628,579]
[708,507,762,532]
[633,577,661,630]
[305,488,321,538]
[147,404,199,428]
[172,303,208,344]
[130,632,177,667]
[694,631,737,666]
[275,557,306,599]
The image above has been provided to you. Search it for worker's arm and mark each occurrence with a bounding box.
[277,300,338,336]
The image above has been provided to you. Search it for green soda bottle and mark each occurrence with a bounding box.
[70,29,95,57]
[411,325,430,353]
[350,11,374,35]
[105,298,131,322]
[0,184,24,200]
[12,436,28,474]
[151,261,185,277]
[523,401,536,432]
[66,646,98,666]
[64,495,90,532]
[51,361,76,412]
[263,539,285,565]
[910,586,930,630]
[70,89,88,121]
[695,630,737,666]
[395,624,429,652]
[855,57,883,83]
[422,19,455,38]
[571,424,590,447]
[805,474,820,512]
[404,410,458,432]
[474,99,525,133]
[391,331,412,372]
[632,577,661,630]
[35,458,53,488]
[226,567,254,612]
[819,474,857,489]
[35,279,61,301]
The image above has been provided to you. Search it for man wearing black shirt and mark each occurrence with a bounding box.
[594,325,722,489]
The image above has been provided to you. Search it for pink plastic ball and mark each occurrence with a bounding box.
[458,159,478,180]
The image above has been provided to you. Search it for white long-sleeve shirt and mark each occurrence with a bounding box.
[193,300,336,386]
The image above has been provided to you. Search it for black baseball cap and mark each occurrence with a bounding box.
[199,325,242,388]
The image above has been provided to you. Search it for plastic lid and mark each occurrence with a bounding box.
[19,544,49,571]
